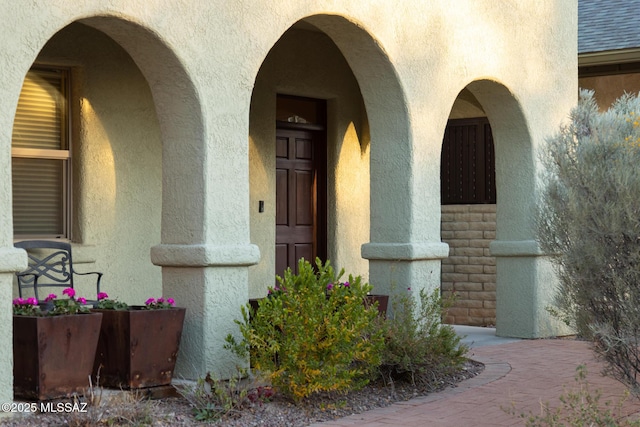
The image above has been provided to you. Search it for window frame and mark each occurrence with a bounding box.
[11,65,72,240]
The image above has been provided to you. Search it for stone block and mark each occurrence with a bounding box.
[469,239,490,248]
[483,265,497,274]
[483,283,497,291]
[469,256,495,265]
[447,255,469,265]
[468,204,497,213]
[484,300,497,309]
[483,230,496,239]
[455,264,484,274]
[440,230,455,239]
[470,221,496,231]
[454,230,483,239]
[442,273,469,282]
[455,247,484,257]
[441,221,470,231]
[483,213,497,221]
[441,213,455,222]
[469,308,496,318]
[441,205,469,213]
[453,299,483,308]
[446,239,471,248]
[441,263,455,273]
[450,282,483,291]
[455,213,483,222]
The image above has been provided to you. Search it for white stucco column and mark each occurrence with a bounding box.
[490,241,573,338]
[150,244,259,378]
[0,248,28,403]
[362,243,449,308]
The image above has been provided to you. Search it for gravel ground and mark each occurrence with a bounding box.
[0,360,483,427]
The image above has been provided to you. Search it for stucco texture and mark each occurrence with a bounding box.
[0,0,577,400]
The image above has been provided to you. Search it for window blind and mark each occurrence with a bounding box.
[12,68,69,237]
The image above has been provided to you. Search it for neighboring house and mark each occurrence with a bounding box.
[0,1,576,402]
[578,0,640,107]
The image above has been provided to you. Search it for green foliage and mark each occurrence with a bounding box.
[175,368,253,422]
[537,90,640,394]
[378,288,468,386]
[506,365,640,427]
[226,258,385,401]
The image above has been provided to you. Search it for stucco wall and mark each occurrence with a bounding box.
[0,0,577,400]
[249,28,370,297]
[29,23,163,304]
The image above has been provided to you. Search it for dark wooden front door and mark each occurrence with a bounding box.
[275,126,325,277]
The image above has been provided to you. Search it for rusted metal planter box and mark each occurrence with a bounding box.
[364,294,389,315]
[92,307,185,389]
[13,312,103,400]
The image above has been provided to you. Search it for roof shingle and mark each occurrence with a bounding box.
[579,0,640,54]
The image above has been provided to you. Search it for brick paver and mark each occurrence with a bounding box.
[314,340,640,426]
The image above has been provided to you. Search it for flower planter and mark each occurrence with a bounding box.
[13,312,103,400]
[364,294,389,315]
[92,307,186,389]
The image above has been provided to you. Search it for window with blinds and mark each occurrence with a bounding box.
[11,67,70,238]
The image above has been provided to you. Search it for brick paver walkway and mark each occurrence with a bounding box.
[315,340,640,426]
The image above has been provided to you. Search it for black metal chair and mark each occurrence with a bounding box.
[14,240,103,301]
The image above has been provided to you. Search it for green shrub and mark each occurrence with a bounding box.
[537,90,640,394]
[379,288,468,386]
[505,365,640,427]
[226,258,384,401]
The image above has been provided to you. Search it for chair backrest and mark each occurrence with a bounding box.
[14,240,75,299]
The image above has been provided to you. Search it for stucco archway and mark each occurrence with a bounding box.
[452,79,569,338]
[248,14,440,303]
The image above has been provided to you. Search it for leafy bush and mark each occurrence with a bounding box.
[537,90,640,394]
[505,365,640,427]
[226,258,384,401]
[379,288,468,386]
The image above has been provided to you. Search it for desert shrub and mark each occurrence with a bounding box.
[505,365,640,427]
[537,90,640,394]
[226,258,384,401]
[174,367,265,422]
[379,288,468,386]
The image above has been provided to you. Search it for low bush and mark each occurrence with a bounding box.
[226,258,385,401]
[378,288,468,386]
[505,365,640,427]
[175,367,263,422]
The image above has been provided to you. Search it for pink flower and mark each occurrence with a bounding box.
[77,297,87,304]
[26,297,38,305]
[44,294,57,302]
[343,282,350,287]
[97,292,109,300]
[12,298,23,305]
[145,298,156,305]
[327,283,333,291]
[167,298,175,306]
[62,288,75,298]
[157,297,165,303]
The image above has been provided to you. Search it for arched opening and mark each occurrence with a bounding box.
[440,88,497,327]
[10,15,210,378]
[248,15,411,299]
[441,80,561,337]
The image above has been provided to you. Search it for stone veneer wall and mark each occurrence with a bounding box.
[441,204,496,326]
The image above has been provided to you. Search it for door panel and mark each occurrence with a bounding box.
[275,127,323,277]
